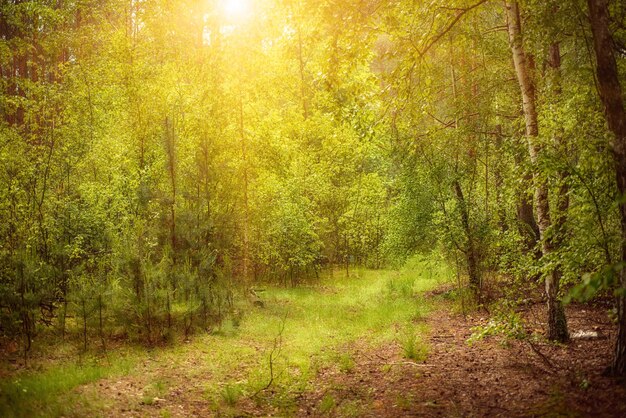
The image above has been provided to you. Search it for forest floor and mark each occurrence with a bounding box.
[297,297,626,417]
[1,264,626,417]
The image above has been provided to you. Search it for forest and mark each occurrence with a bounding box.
[1,0,626,416]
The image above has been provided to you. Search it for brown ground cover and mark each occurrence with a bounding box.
[296,299,626,417]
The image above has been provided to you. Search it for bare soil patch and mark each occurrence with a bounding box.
[297,299,626,417]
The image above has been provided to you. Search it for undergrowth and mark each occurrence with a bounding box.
[466,299,529,346]
[0,255,451,416]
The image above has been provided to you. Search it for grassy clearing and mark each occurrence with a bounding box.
[0,351,137,417]
[0,255,452,417]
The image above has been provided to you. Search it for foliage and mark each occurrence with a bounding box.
[0,0,625,379]
[564,262,626,304]
[467,308,527,345]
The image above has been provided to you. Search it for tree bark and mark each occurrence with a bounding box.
[515,167,540,252]
[505,0,568,342]
[454,180,481,291]
[587,0,626,375]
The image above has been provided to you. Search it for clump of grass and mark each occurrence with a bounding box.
[338,353,355,373]
[221,383,243,406]
[337,399,362,417]
[319,393,336,414]
[141,379,169,405]
[399,331,429,362]
[410,296,429,322]
[385,275,415,298]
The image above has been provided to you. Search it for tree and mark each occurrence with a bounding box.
[505,0,568,342]
[586,0,626,376]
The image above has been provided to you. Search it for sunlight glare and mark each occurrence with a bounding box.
[221,0,252,20]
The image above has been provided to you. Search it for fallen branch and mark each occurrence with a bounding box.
[360,360,434,367]
[389,361,433,367]
[526,340,556,373]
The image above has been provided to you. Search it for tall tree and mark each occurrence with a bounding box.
[587,0,626,376]
[504,0,568,342]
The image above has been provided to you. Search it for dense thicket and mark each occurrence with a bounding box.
[1,0,625,373]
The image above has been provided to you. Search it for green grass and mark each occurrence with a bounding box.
[319,393,337,414]
[0,352,137,417]
[141,379,169,405]
[399,331,429,362]
[337,352,355,373]
[221,382,243,406]
[0,255,451,416]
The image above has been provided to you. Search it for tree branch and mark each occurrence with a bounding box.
[419,0,490,58]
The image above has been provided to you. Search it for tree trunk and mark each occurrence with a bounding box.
[546,41,570,342]
[516,173,540,252]
[450,54,481,293]
[505,0,568,342]
[587,0,626,375]
[454,180,481,291]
